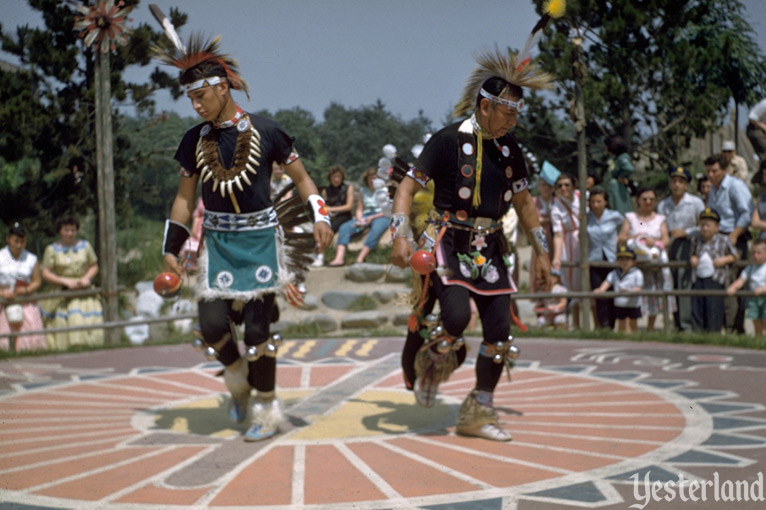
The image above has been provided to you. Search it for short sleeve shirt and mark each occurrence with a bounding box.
[607,266,644,308]
[739,262,766,290]
[174,114,295,214]
[413,121,529,220]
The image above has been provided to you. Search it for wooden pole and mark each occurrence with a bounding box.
[573,35,591,331]
[95,50,119,344]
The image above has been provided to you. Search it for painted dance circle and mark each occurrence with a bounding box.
[1,345,765,509]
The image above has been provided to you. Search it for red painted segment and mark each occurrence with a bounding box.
[0,428,137,455]
[511,432,661,457]
[210,446,294,506]
[0,436,133,471]
[391,437,561,486]
[275,366,302,388]
[509,422,683,441]
[151,372,225,392]
[0,416,126,431]
[54,383,173,402]
[115,482,210,505]
[36,446,206,500]
[304,444,387,504]
[100,377,209,397]
[349,442,479,497]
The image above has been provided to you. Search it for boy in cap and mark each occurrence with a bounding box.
[594,245,643,333]
[690,208,738,333]
[727,239,766,336]
[657,166,705,331]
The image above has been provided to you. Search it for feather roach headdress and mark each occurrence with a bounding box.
[452,0,565,118]
[149,4,249,98]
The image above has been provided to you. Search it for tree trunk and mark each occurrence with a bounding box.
[95,51,119,344]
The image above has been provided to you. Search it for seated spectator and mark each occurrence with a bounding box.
[40,216,103,349]
[535,269,568,330]
[328,168,390,266]
[314,165,354,267]
[0,222,47,352]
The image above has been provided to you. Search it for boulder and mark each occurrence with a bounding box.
[299,314,338,333]
[384,265,411,283]
[345,263,386,282]
[321,291,367,310]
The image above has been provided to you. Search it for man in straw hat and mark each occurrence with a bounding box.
[150,5,332,441]
[390,0,564,441]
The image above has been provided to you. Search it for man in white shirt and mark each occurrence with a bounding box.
[658,167,705,331]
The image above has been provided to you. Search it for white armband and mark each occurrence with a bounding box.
[307,194,331,226]
[530,226,549,254]
[390,213,410,239]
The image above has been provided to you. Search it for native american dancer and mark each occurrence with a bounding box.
[390,0,564,441]
[151,5,332,441]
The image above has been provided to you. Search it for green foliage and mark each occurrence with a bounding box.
[534,0,766,174]
[0,0,185,235]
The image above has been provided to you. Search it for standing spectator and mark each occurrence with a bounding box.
[691,208,738,333]
[749,160,766,241]
[530,163,557,292]
[328,168,390,266]
[657,167,705,331]
[697,175,712,202]
[605,135,634,215]
[618,187,670,332]
[728,239,766,336]
[722,140,751,187]
[706,153,753,334]
[594,245,643,333]
[586,188,624,329]
[551,172,581,328]
[747,97,766,163]
[40,217,103,349]
[314,164,354,267]
[0,222,47,352]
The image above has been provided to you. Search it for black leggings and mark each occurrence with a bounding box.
[401,278,510,393]
[198,295,276,392]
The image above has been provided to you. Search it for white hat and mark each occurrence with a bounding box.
[722,141,735,151]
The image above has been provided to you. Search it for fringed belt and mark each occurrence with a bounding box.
[203,207,279,231]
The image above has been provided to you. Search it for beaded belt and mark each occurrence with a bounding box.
[434,210,503,235]
[203,207,279,231]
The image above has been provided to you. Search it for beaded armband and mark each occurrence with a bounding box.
[306,194,331,226]
[390,213,410,239]
[529,226,549,254]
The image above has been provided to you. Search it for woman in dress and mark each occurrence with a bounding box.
[618,187,670,332]
[40,217,103,349]
[530,178,555,293]
[551,172,581,328]
[327,168,389,266]
[0,222,47,352]
[586,188,625,329]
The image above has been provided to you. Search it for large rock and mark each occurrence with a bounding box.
[299,314,338,333]
[372,289,398,304]
[298,294,320,311]
[384,265,412,283]
[341,311,388,329]
[321,291,367,310]
[345,263,386,282]
[393,313,411,326]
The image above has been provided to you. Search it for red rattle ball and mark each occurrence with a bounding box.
[409,250,436,275]
[153,272,182,298]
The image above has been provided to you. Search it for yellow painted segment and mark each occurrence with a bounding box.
[356,339,377,356]
[291,389,452,440]
[334,339,357,356]
[170,417,189,433]
[278,340,296,358]
[293,340,317,359]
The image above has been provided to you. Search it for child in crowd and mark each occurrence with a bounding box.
[690,208,737,333]
[594,245,643,333]
[727,239,766,336]
[535,269,568,330]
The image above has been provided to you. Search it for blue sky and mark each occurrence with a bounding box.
[4,0,766,128]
